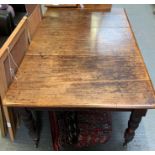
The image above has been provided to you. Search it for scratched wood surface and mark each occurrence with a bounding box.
[3,9,155,109]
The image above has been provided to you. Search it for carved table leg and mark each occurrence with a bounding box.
[17,108,39,147]
[123,109,147,146]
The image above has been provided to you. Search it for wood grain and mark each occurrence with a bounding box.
[43,11,129,28]
[0,99,7,137]
[3,9,155,109]
[4,30,29,87]
[27,28,137,56]
[79,4,112,11]
[25,4,38,16]
[27,5,42,39]
[45,4,112,12]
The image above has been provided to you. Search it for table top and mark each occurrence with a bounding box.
[3,8,155,109]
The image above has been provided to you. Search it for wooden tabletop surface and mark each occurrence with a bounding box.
[3,8,155,109]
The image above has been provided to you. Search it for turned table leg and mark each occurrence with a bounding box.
[123,109,147,146]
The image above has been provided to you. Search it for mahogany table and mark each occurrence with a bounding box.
[2,8,155,147]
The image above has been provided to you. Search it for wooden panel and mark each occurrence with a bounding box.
[0,16,29,139]
[25,4,38,16]
[0,16,28,96]
[3,9,155,109]
[0,17,28,60]
[0,60,8,98]
[27,5,42,39]
[4,30,28,86]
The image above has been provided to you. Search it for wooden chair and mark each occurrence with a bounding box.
[0,4,42,140]
[0,16,29,140]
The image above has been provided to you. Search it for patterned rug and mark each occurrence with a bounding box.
[49,110,112,150]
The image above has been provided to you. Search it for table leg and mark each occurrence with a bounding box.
[123,109,147,146]
[0,104,7,137]
[49,111,60,151]
[3,106,15,142]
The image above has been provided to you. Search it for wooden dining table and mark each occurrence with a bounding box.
[2,8,155,147]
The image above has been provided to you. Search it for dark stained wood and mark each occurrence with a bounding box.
[123,109,147,146]
[3,9,155,109]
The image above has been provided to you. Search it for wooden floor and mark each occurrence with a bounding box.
[0,4,155,150]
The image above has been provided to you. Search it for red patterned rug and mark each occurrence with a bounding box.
[49,110,112,150]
